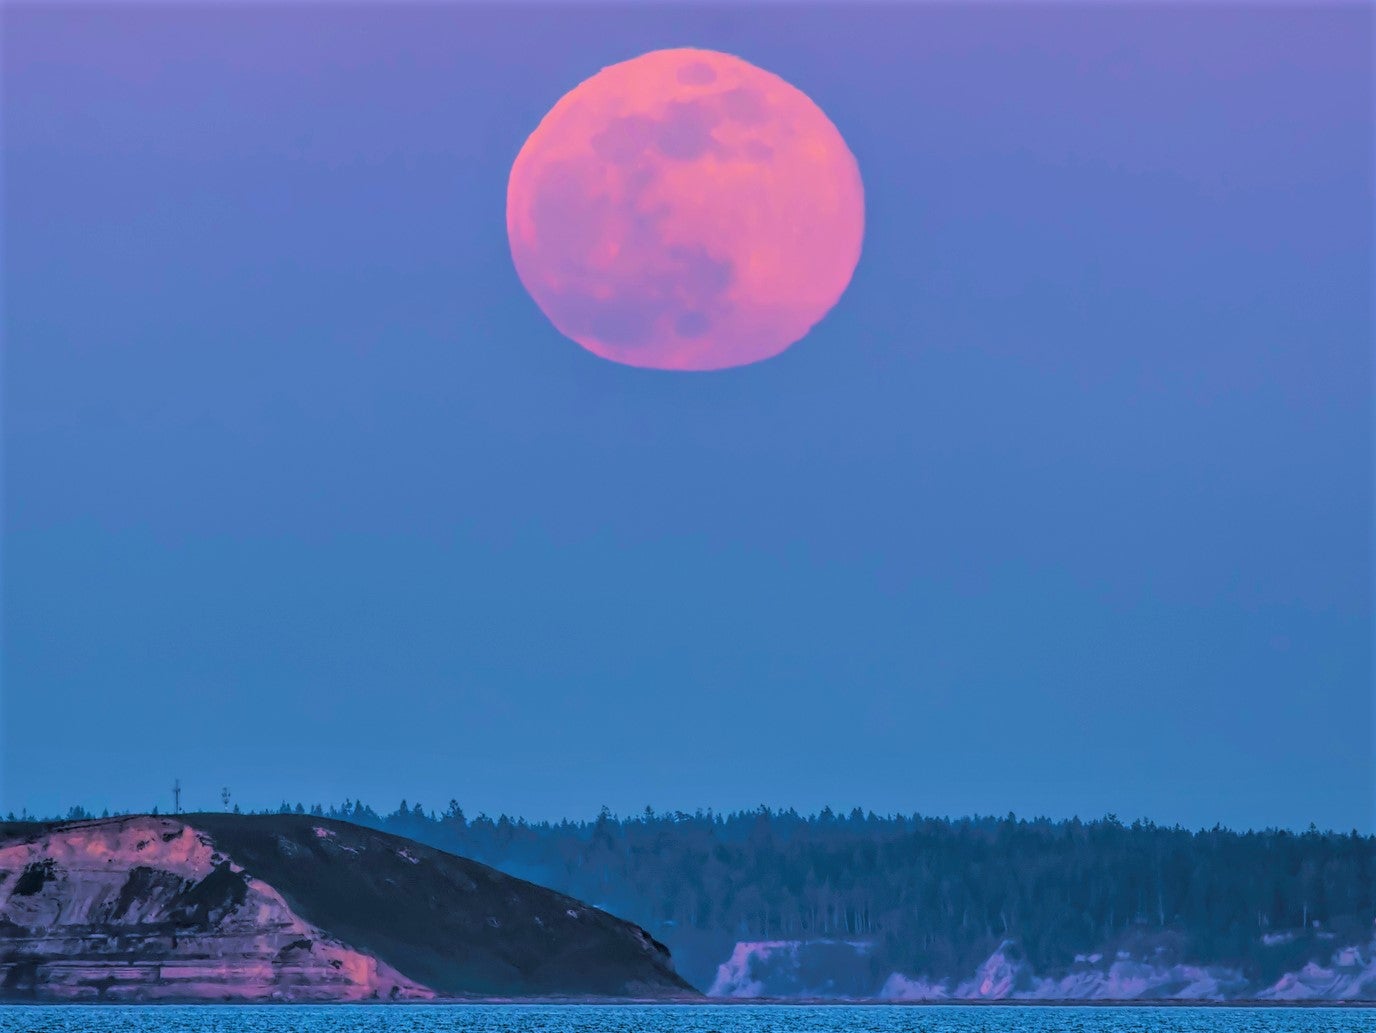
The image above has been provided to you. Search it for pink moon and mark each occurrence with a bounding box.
[506,48,865,371]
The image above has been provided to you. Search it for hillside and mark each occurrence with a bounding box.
[0,814,695,1002]
[280,801,1376,999]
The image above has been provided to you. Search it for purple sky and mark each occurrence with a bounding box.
[3,2,1372,830]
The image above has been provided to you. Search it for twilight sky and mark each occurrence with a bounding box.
[3,3,1371,831]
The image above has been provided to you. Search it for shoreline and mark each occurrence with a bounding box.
[1,998,1372,1009]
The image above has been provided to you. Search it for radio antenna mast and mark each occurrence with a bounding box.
[172,779,182,815]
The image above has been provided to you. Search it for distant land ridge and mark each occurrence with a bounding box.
[10,803,1376,1002]
[204,799,1372,1000]
[0,814,695,1002]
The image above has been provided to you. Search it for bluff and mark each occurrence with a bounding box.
[708,935,1376,1001]
[0,814,695,1002]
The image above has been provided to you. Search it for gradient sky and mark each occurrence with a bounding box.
[3,2,1371,832]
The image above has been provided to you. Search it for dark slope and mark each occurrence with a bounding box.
[190,813,695,997]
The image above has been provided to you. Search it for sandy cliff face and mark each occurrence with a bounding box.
[0,816,432,1001]
[1255,941,1376,1001]
[709,940,877,998]
[706,933,1376,1001]
[879,937,1376,1001]
[878,941,1254,1001]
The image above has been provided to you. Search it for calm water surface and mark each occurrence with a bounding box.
[0,1005,1369,1033]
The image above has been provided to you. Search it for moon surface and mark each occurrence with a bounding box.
[506,48,865,371]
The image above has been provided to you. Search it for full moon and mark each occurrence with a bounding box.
[506,48,865,371]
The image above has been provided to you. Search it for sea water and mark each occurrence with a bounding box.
[0,1004,1369,1033]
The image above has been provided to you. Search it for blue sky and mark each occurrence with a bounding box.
[3,3,1371,830]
